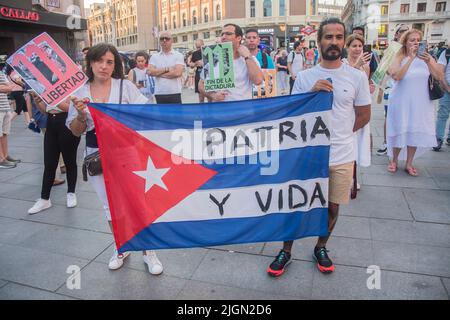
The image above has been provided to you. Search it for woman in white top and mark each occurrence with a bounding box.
[27,96,80,214]
[342,34,373,193]
[66,44,163,275]
[387,29,443,176]
[127,51,154,102]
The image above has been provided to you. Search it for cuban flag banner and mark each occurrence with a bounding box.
[88,92,333,253]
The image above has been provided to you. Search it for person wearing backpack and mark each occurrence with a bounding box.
[245,28,275,70]
[287,41,305,94]
[433,46,450,151]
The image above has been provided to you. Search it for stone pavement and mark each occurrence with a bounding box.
[0,88,449,300]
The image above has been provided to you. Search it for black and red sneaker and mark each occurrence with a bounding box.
[313,247,335,273]
[267,250,291,277]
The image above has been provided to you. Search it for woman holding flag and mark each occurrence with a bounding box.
[66,43,164,275]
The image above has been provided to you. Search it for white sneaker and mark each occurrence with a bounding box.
[28,199,52,214]
[108,249,130,270]
[66,193,77,208]
[143,250,163,275]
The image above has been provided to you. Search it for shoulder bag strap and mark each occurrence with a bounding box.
[119,78,123,104]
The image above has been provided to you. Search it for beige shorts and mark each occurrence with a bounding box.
[329,161,354,205]
[0,111,12,136]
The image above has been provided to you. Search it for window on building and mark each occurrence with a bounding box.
[172,36,178,43]
[215,29,221,37]
[263,0,272,17]
[216,5,221,20]
[436,2,446,11]
[400,3,409,13]
[193,33,198,40]
[413,23,424,32]
[203,31,210,39]
[192,10,197,25]
[164,17,168,30]
[173,15,176,29]
[182,35,188,42]
[417,3,426,12]
[279,0,286,16]
[204,7,209,23]
[378,24,388,37]
[250,0,256,17]
[183,13,187,27]
[381,5,388,15]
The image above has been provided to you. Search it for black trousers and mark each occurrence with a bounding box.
[41,112,80,199]
[155,93,182,104]
[10,91,27,114]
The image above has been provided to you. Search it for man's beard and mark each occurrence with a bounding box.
[321,45,342,61]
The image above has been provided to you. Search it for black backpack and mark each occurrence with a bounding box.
[261,51,269,69]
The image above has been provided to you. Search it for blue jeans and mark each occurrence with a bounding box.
[436,91,450,140]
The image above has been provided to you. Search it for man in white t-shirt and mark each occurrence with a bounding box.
[433,47,450,150]
[148,31,185,104]
[267,17,371,277]
[287,40,305,94]
[199,23,264,102]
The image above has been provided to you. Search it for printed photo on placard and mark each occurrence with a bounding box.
[7,32,87,107]
[253,69,277,99]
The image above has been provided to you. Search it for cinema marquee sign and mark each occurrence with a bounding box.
[0,6,40,22]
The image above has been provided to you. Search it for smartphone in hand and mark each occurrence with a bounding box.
[363,45,372,54]
[417,41,427,56]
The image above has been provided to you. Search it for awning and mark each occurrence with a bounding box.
[0,4,87,30]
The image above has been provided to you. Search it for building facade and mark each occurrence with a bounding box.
[0,0,88,59]
[87,0,158,52]
[156,0,344,51]
[342,0,450,48]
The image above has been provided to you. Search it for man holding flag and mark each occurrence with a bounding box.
[267,17,371,276]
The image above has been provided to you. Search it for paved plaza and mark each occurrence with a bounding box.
[0,89,449,300]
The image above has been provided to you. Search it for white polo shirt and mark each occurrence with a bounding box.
[149,50,185,95]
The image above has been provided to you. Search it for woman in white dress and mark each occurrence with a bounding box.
[387,29,443,176]
[67,44,164,275]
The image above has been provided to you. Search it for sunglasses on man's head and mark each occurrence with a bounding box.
[160,37,171,41]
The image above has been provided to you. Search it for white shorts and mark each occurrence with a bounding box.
[0,111,12,136]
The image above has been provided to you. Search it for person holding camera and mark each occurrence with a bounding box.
[128,51,154,102]
[386,29,444,176]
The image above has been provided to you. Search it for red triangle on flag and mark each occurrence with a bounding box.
[89,107,217,249]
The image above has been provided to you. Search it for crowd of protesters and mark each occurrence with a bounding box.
[1,17,449,280]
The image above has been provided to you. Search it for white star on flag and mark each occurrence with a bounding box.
[133,156,170,192]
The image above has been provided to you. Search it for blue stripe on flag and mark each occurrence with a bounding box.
[118,208,329,252]
[89,92,332,130]
[199,146,329,189]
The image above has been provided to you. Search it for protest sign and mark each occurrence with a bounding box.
[7,32,87,108]
[371,41,402,87]
[201,42,235,92]
[253,69,277,98]
[88,92,332,252]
